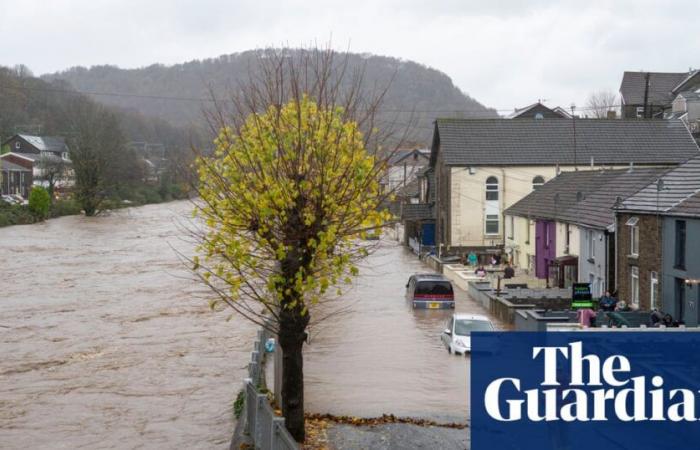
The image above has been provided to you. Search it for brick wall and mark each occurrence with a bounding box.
[616,212,662,309]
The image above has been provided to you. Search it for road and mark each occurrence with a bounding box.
[304,239,504,424]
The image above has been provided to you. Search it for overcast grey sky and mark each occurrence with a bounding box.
[0,0,698,112]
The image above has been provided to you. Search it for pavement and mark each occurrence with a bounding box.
[326,423,468,450]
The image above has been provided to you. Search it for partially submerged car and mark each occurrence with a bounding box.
[405,273,455,309]
[441,313,494,354]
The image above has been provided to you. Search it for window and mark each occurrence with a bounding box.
[636,106,645,118]
[675,220,686,269]
[507,215,514,240]
[564,223,570,254]
[626,217,639,256]
[525,219,531,244]
[650,272,659,310]
[62,152,69,160]
[14,141,20,149]
[485,176,499,201]
[630,266,640,308]
[586,230,596,260]
[485,214,499,235]
[532,176,545,190]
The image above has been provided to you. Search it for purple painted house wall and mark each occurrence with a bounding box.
[535,220,556,279]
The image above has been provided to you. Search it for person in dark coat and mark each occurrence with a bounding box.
[503,263,515,279]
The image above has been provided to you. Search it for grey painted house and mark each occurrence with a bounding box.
[619,70,700,119]
[505,167,670,295]
[617,155,700,323]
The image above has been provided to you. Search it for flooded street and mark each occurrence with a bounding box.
[305,240,504,423]
[0,201,256,449]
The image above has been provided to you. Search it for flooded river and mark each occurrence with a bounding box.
[305,240,504,423]
[0,201,256,449]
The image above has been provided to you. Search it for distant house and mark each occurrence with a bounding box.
[670,89,700,138]
[619,70,700,119]
[1,158,32,198]
[504,167,668,293]
[384,148,430,191]
[614,155,700,322]
[506,102,571,119]
[429,118,699,260]
[399,167,436,253]
[1,134,71,179]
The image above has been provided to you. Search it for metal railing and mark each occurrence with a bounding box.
[234,325,299,450]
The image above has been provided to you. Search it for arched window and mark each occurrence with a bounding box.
[532,175,545,190]
[485,176,499,201]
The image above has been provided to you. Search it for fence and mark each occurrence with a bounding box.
[232,325,299,450]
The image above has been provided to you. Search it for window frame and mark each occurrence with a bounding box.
[675,220,686,269]
[485,176,499,201]
[532,175,545,190]
[485,214,499,235]
[627,217,639,257]
[630,266,640,308]
[507,215,514,240]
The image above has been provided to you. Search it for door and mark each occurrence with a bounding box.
[535,221,556,279]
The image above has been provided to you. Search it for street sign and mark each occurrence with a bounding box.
[571,282,594,309]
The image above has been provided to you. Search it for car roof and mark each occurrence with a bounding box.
[412,273,450,281]
[453,314,491,322]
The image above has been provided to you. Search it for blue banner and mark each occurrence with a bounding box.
[471,332,700,450]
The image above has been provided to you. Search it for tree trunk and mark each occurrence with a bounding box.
[278,308,309,442]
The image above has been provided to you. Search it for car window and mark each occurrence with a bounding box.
[415,281,453,295]
[454,319,493,335]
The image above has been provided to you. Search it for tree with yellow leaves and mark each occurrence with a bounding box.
[192,47,404,442]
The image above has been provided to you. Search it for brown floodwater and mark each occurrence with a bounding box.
[304,240,505,424]
[0,201,256,449]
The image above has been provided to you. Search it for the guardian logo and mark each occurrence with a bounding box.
[484,341,698,422]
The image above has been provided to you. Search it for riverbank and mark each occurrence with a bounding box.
[0,183,190,228]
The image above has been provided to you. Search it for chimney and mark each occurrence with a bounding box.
[590,156,595,169]
[628,161,635,173]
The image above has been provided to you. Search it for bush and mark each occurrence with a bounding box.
[0,201,38,227]
[50,198,82,218]
[28,186,50,220]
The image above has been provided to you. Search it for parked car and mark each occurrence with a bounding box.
[441,313,494,354]
[405,273,455,309]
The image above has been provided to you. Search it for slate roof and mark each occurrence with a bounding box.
[432,118,699,166]
[12,134,68,153]
[388,148,430,165]
[506,102,569,119]
[618,154,700,218]
[0,159,30,171]
[401,203,434,221]
[619,71,689,105]
[9,152,63,163]
[505,167,669,230]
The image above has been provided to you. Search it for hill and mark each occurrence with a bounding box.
[44,50,497,144]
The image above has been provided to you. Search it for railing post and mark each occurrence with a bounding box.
[255,393,267,448]
[271,417,286,448]
[274,337,283,407]
[244,378,255,436]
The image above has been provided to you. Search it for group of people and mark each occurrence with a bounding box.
[462,252,515,280]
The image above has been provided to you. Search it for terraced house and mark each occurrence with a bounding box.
[429,118,699,261]
[615,155,700,323]
[504,167,668,294]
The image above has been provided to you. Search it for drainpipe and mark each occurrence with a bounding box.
[501,168,507,254]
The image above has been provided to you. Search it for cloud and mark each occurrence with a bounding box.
[0,0,697,112]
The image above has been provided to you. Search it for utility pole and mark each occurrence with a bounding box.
[571,104,578,170]
[642,72,651,119]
